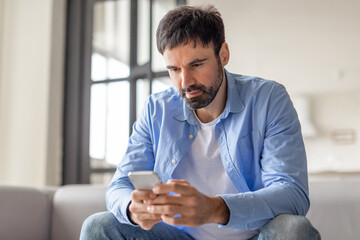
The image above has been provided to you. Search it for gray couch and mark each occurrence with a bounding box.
[0,185,106,240]
[0,180,359,240]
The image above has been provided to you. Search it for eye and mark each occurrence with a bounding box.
[169,67,180,73]
[191,63,203,70]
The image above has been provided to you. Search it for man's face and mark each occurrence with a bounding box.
[163,43,226,110]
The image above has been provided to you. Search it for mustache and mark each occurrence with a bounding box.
[180,84,207,95]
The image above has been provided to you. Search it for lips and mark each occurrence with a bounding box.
[185,90,202,99]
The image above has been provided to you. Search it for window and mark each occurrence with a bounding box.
[63,0,185,184]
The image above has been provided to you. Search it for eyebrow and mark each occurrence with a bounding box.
[166,58,208,70]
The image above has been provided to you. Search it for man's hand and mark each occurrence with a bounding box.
[144,179,230,227]
[128,190,162,230]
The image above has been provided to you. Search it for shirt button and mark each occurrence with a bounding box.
[188,134,194,139]
[171,159,177,164]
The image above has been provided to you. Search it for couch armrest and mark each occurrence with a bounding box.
[307,180,360,240]
[51,184,107,240]
[0,186,54,240]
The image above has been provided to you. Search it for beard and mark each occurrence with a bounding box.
[180,58,224,110]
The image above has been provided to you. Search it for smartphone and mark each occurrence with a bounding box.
[128,171,162,190]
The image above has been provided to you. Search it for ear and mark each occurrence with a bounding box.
[219,42,230,67]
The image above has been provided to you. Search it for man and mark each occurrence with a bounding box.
[81,5,320,240]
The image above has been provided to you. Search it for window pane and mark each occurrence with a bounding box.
[89,84,107,160]
[138,0,150,66]
[89,82,130,168]
[91,53,107,81]
[152,76,172,93]
[152,0,177,72]
[92,0,130,81]
[106,81,130,165]
[136,79,150,119]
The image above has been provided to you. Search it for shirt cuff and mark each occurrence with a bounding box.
[126,201,138,225]
[217,193,270,231]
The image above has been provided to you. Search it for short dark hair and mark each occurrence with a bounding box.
[156,5,225,56]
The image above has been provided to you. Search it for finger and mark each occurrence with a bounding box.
[131,190,156,202]
[167,179,189,184]
[132,212,162,221]
[161,215,199,227]
[129,200,152,214]
[145,194,197,207]
[153,181,197,196]
[147,204,194,216]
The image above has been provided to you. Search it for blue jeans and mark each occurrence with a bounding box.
[80,212,321,240]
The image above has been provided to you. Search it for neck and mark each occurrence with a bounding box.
[195,74,227,123]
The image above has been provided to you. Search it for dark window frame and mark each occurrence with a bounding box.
[63,0,186,184]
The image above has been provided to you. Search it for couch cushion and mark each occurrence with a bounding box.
[0,186,54,240]
[307,180,360,240]
[51,184,107,240]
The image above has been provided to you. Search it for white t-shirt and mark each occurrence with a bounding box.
[172,112,259,240]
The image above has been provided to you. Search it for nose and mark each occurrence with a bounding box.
[181,69,194,89]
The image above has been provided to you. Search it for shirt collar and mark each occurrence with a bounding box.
[173,69,245,124]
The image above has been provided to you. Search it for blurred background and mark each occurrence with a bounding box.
[0,0,359,187]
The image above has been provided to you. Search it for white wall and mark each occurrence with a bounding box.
[0,0,65,186]
[189,0,360,95]
[189,0,360,173]
[304,93,360,171]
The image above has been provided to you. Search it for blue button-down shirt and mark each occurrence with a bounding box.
[106,70,309,231]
